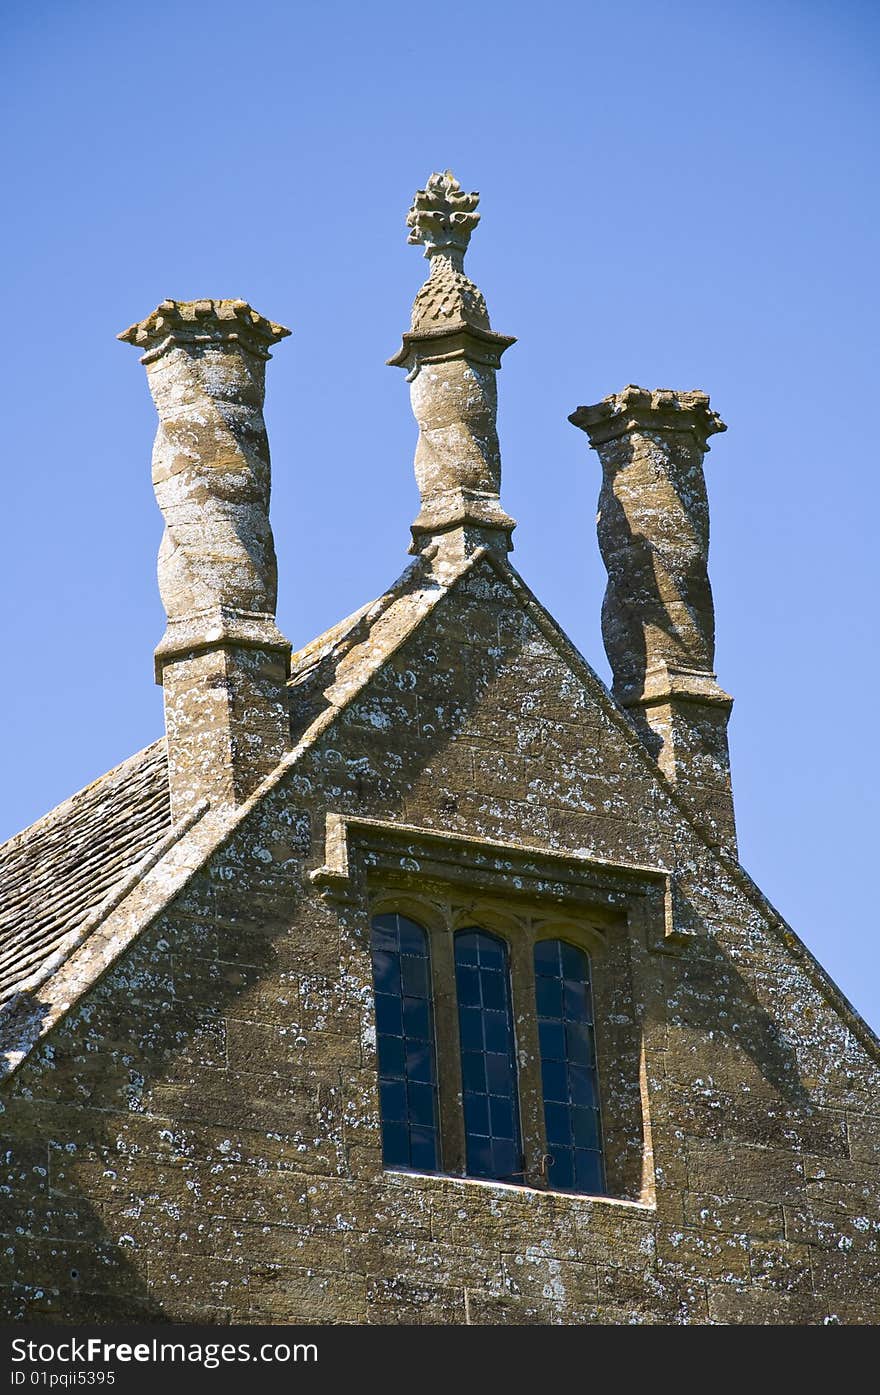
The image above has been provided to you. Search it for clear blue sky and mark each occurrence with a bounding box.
[3,1,879,1029]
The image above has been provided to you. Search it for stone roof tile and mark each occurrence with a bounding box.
[0,741,171,1004]
[0,561,419,1013]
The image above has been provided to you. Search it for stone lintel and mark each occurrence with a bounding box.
[310,811,671,913]
[570,384,726,449]
[118,299,291,365]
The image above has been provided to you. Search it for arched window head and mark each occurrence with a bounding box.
[534,938,605,1194]
[455,929,523,1184]
[371,912,439,1172]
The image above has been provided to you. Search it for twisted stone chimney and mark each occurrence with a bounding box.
[388,171,516,558]
[119,299,292,821]
[570,386,736,855]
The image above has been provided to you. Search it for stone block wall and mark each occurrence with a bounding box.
[2,559,878,1324]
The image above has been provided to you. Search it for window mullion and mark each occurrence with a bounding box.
[430,922,467,1176]
[508,929,547,1189]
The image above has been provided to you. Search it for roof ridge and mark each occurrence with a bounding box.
[289,556,426,685]
[289,600,376,680]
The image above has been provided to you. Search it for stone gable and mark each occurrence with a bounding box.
[2,555,878,1324]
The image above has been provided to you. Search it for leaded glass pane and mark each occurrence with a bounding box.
[370,913,440,1172]
[534,939,605,1194]
[455,929,523,1183]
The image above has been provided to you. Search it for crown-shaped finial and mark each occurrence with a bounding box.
[406,171,480,257]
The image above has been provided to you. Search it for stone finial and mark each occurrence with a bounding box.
[389,173,516,557]
[571,385,736,854]
[121,299,292,820]
[397,173,492,340]
[406,170,481,255]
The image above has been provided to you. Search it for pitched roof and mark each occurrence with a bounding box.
[0,552,450,1074]
[0,740,170,1007]
[0,547,877,1080]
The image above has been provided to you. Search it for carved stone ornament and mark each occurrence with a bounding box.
[119,299,291,668]
[570,384,736,852]
[388,174,516,553]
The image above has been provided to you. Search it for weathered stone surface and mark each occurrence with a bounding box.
[120,300,292,820]
[0,742,170,1009]
[388,172,516,556]
[0,177,877,1328]
[570,385,735,852]
[0,552,877,1322]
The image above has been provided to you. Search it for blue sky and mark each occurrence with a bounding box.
[3,0,879,1028]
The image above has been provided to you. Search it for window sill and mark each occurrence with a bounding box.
[381,1166,656,1211]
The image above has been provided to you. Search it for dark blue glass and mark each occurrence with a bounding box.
[402,954,429,997]
[379,1079,407,1122]
[410,1128,436,1171]
[541,1058,568,1103]
[464,1093,489,1135]
[575,1148,605,1193]
[484,1010,509,1053]
[534,939,605,1195]
[462,1050,486,1094]
[408,1082,435,1127]
[370,913,439,1172]
[374,993,403,1037]
[406,1041,432,1083]
[544,1101,571,1146]
[372,950,400,993]
[377,1033,404,1077]
[549,1147,574,1190]
[538,1020,566,1061]
[456,966,481,1006]
[489,1095,516,1140]
[371,919,398,952]
[569,1063,599,1108]
[458,1006,483,1052]
[455,929,523,1183]
[536,975,564,1020]
[403,995,431,1041]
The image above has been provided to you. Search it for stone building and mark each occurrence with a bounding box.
[0,172,877,1326]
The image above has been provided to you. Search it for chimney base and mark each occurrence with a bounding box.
[624,662,736,856]
[161,643,291,823]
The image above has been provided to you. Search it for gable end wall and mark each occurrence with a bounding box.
[2,559,879,1325]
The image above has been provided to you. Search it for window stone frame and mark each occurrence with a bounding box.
[311,813,673,1204]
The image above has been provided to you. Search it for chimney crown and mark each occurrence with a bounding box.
[570,385,726,447]
[118,299,290,365]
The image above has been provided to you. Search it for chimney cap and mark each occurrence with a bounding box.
[569,385,726,446]
[118,298,291,365]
